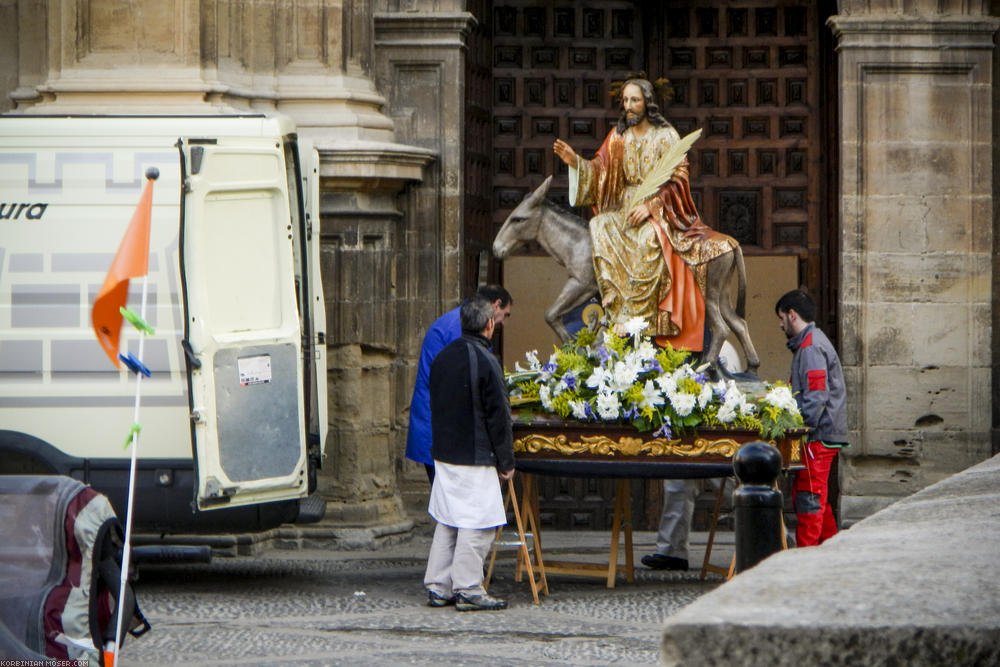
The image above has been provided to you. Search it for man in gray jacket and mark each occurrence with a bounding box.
[776,290,848,547]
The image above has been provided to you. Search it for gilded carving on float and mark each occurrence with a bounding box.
[514,433,745,458]
[787,437,801,463]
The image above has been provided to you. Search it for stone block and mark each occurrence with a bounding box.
[837,305,863,368]
[864,303,914,366]
[838,493,900,526]
[910,303,969,367]
[862,75,971,144]
[919,430,993,473]
[863,143,969,197]
[861,431,922,459]
[839,140,860,194]
[840,195,862,253]
[865,253,976,303]
[840,453,922,496]
[970,197,993,253]
[863,365,974,432]
[838,251,863,304]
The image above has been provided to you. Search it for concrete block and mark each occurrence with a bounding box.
[661,455,1000,666]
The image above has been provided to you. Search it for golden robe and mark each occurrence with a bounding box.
[571,124,735,351]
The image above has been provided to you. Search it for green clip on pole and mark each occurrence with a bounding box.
[120,307,155,335]
[123,423,142,450]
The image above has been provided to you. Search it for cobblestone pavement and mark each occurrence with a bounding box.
[119,530,733,666]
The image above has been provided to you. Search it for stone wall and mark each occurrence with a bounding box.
[830,4,998,523]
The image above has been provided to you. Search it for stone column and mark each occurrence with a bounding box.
[254,0,435,532]
[829,5,998,524]
[373,2,476,518]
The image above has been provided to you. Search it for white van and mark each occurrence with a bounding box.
[0,115,327,533]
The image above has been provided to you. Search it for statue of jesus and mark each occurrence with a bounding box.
[553,78,735,350]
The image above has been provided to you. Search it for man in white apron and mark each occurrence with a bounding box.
[423,296,516,611]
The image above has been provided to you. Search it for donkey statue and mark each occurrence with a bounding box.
[492,175,760,378]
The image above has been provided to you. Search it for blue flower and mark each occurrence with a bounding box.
[583,402,595,419]
[694,372,708,385]
[643,359,663,374]
[564,372,577,390]
[653,423,673,439]
[623,405,638,420]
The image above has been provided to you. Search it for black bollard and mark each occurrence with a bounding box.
[732,441,784,574]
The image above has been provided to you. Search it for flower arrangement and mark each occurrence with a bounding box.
[506,318,804,441]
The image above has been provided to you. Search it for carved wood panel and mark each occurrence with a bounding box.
[465,0,496,296]
[491,0,643,233]
[646,1,833,302]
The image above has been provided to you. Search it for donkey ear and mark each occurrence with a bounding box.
[535,174,554,198]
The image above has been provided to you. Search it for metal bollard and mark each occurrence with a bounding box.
[732,441,784,574]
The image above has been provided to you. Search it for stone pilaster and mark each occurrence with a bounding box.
[373,4,476,519]
[828,10,999,523]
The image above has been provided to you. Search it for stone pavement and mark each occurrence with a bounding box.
[119,529,734,666]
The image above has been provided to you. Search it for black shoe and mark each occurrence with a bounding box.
[455,592,508,611]
[641,553,689,571]
[427,590,455,607]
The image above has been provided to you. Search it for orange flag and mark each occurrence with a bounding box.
[92,175,155,368]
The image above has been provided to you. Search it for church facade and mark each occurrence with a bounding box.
[1,0,996,534]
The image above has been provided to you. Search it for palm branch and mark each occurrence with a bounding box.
[626,128,702,211]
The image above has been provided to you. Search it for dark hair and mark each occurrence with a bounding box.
[461,296,495,333]
[615,79,670,134]
[775,289,816,322]
[476,284,512,308]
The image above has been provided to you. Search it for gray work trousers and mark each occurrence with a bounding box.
[424,521,496,597]
[654,478,727,559]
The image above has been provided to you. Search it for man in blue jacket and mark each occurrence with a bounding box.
[406,285,512,483]
[776,289,849,547]
[423,297,515,611]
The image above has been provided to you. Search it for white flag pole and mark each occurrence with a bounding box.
[110,165,157,667]
[111,271,147,667]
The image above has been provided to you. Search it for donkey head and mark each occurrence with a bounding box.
[492,175,554,259]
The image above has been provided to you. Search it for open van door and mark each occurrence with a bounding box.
[178,134,308,511]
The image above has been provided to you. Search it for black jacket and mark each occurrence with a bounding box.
[429,332,515,472]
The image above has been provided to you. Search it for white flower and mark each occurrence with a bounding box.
[717,402,737,424]
[596,392,619,420]
[586,366,610,389]
[740,401,757,417]
[570,400,589,420]
[552,378,568,396]
[764,386,799,415]
[524,349,541,371]
[639,380,664,410]
[634,340,659,363]
[622,316,647,338]
[539,385,553,410]
[655,373,678,395]
[610,360,640,392]
[670,391,697,417]
[697,382,714,409]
